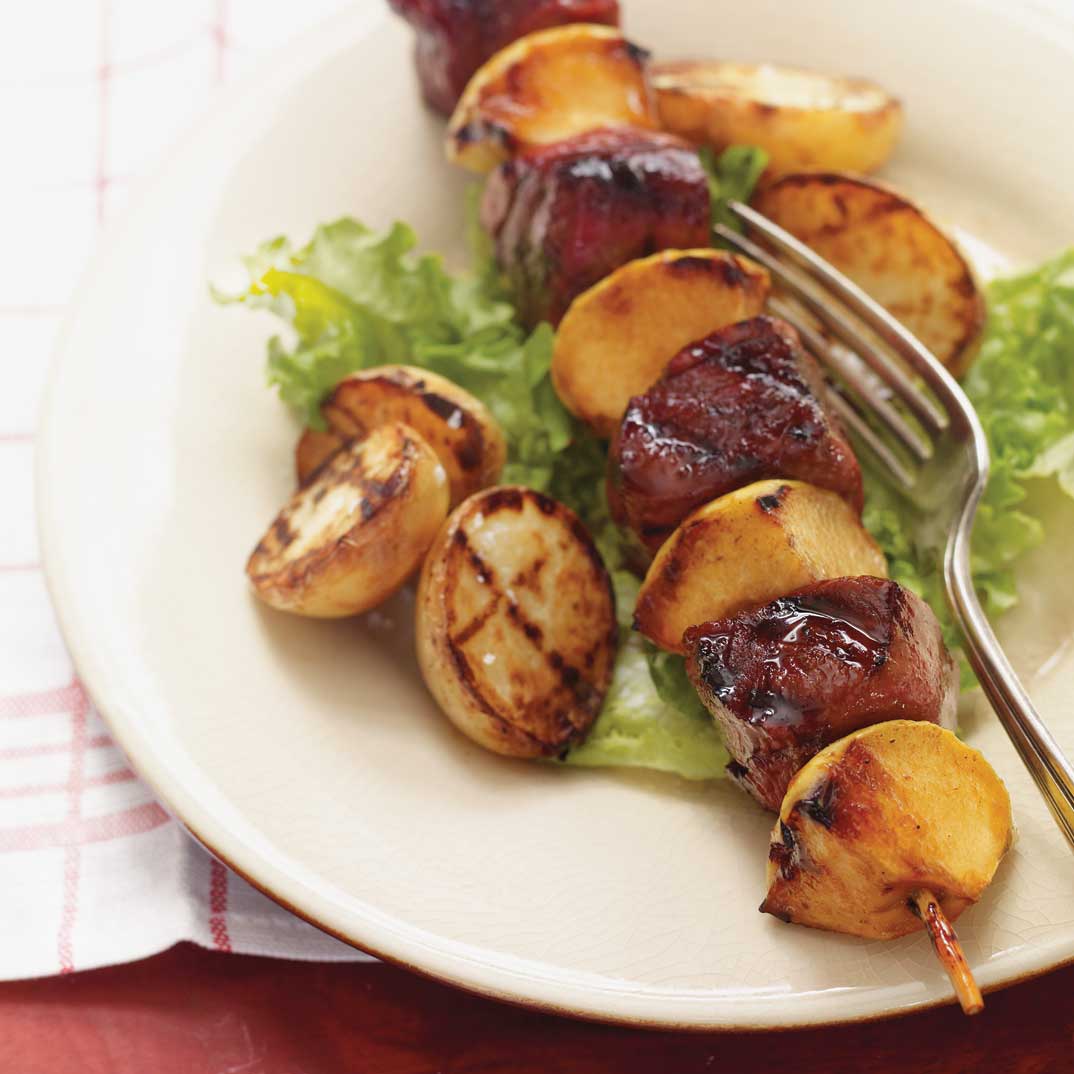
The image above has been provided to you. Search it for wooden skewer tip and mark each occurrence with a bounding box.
[910,889,984,1016]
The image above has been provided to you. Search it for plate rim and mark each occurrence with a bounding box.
[34,0,1074,1029]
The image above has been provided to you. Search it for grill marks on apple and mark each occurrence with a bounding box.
[294,366,506,507]
[416,486,618,758]
[247,423,450,618]
[610,315,863,552]
[684,577,959,811]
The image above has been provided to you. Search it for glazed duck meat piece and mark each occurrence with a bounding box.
[609,315,863,552]
[388,0,621,116]
[684,576,958,811]
[480,127,711,327]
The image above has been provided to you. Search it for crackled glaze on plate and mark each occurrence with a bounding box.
[37,0,1074,1028]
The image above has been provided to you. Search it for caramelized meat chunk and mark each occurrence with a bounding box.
[480,127,711,327]
[684,576,958,811]
[609,315,863,551]
[389,0,620,116]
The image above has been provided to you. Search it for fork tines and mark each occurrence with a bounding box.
[714,204,964,492]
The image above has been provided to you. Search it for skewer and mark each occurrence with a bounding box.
[908,889,984,1016]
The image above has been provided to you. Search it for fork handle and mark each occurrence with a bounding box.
[948,525,1074,849]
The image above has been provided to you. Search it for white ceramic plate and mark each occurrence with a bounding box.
[38,0,1074,1029]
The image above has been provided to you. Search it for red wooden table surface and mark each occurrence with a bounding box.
[2,944,1070,1072]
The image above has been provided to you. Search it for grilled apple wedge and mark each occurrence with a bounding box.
[387,0,621,116]
[552,249,770,437]
[416,486,617,758]
[762,720,1012,940]
[446,24,658,173]
[651,60,902,179]
[295,366,506,506]
[248,423,449,618]
[294,427,346,486]
[634,479,887,653]
[755,173,985,373]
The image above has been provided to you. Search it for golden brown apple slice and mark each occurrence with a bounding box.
[651,60,903,179]
[754,173,985,374]
[633,479,887,654]
[762,720,1012,1015]
[248,423,449,618]
[294,365,506,508]
[416,486,617,758]
[446,24,658,173]
[552,248,770,437]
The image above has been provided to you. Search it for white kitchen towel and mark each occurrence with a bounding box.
[0,0,374,980]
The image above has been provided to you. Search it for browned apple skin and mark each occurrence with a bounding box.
[480,126,712,328]
[388,0,621,116]
[761,721,1012,941]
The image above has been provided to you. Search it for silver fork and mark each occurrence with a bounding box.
[716,201,1074,851]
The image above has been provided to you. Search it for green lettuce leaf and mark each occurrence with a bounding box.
[698,145,769,232]
[964,250,1074,607]
[215,217,585,494]
[860,471,971,684]
[561,633,730,780]
[645,646,711,722]
[464,183,508,302]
